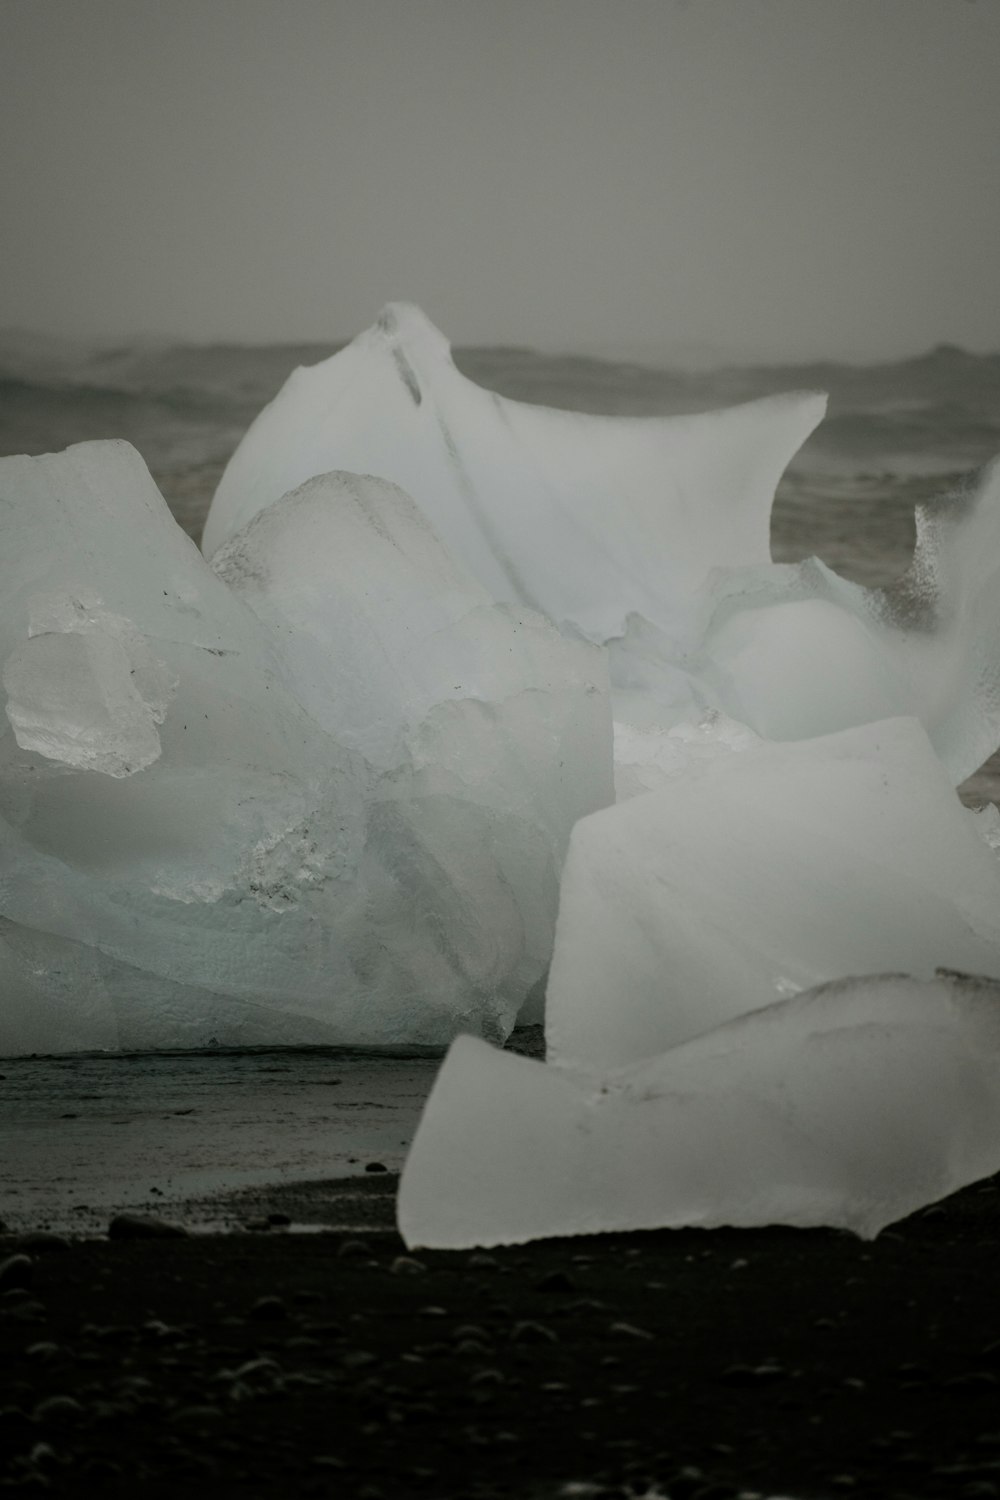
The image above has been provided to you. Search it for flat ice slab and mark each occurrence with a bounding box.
[399,971,1000,1248]
[547,717,1000,1069]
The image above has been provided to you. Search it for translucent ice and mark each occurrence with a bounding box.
[398,971,1000,1248]
[209,304,1000,790]
[547,717,1000,1070]
[683,461,1000,784]
[203,303,826,644]
[0,442,610,1054]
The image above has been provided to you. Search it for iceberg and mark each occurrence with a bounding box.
[0,442,610,1054]
[398,970,1000,1249]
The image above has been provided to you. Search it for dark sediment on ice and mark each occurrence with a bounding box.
[4,1169,1000,1499]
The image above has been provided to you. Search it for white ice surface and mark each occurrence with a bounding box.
[0,442,610,1054]
[399,971,1000,1248]
[204,303,826,645]
[682,461,1000,784]
[207,305,1000,792]
[547,718,1000,1070]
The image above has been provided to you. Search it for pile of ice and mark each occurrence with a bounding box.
[0,442,609,1051]
[5,301,1000,1243]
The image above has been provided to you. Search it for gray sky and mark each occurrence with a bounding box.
[2,0,999,361]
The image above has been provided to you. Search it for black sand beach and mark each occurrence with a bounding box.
[3,1168,1000,1500]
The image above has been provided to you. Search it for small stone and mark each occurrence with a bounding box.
[107,1213,188,1240]
[511,1319,558,1344]
[249,1295,289,1322]
[170,1405,224,1428]
[609,1321,655,1341]
[719,1362,787,1385]
[4,1299,45,1323]
[535,1269,576,1293]
[453,1324,490,1342]
[467,1252,499,1269]
[25,1342,61,1362]
[0,1253,33,1290]
[337,1238,372,1258]
[267,1212,292,1227]
[389,1255,426,1275]
[666,1469,705,1500]
[33,1395,83,1426]
[364,1161,388,1173]
[16,1233,71,1255]
[341,1350,377,1370]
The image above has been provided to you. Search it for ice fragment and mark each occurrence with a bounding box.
[399,971,1000,1248]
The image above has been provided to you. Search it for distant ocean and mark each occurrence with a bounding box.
[3,330,999,799]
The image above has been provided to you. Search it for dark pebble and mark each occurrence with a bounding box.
[667,1469,706,1499]
[718,1362,786,1385]
[337,1238,372,1258]
[15,1233,71,1255]
[107,1213,188,1241]
[390,1255,426,1275]
[365,1161,388,1173]
[4,1299,46,1323]
[267,1212,292,1226]
[511,1319,558,1344]
[24,1342,61,1362]
[170,1405,225,1428]
[249,1295,289,1321]
[0,1253,33,1290]
[33,1394,84,1426]
[609,1321,655,1341]
[535,1269,577,1293]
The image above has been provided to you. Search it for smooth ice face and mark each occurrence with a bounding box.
[398,972,1000,1248]
[547,717,1000,1070]
[203,302,826,644]
[0,442,610,1055]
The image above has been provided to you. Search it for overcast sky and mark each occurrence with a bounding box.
[2,0,999,361]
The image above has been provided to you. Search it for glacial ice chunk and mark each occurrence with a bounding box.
[203,303,826,644]
[638,459,1000,786]
[0,442,610,1054]
[398,971,1000,1248]
[546,717,1000,1070]
[212,469,613,1022]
